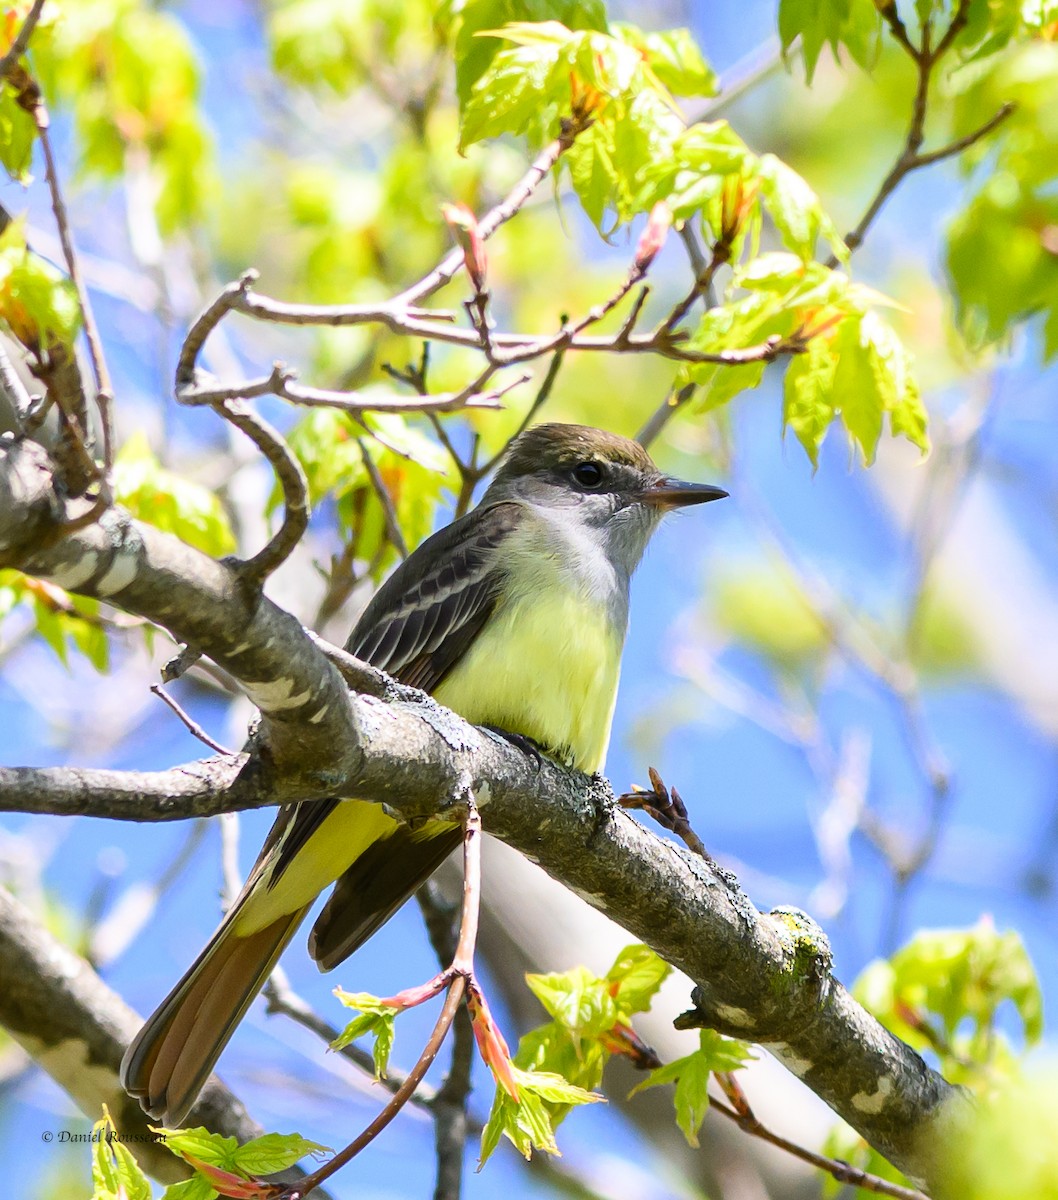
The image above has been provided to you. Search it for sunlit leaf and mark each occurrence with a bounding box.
[114,432,237,557]
[630,1030,754,1148]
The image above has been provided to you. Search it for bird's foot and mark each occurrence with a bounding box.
[483,725,545,770]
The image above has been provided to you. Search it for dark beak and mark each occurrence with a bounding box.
[640,477,729,509]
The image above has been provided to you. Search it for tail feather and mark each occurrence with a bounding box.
[121,906,309,1124]
[309,826,461,972]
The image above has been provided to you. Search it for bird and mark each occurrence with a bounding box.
[120,422,727,1124]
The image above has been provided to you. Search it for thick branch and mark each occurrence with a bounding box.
[0,439,355,783]
[0,885,324,1193]
[0,709,964,1187]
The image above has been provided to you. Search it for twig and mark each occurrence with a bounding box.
[478,349,567,476]
[32,96,114,489]
[214,399,310,588]
[0,0,44,77]
[149,684,235,756]
[263,969,434,1111]
[662,224,736,335]
[306,632,405,700]
[161,643,202,683]
[356,436,409,560]
[287,982,466,1200]
[710,1074,929,1200]
[417,882,475,1200]
[210,276,806,368]
[178,359,519,415]
[912,103,1016,168]
[396,117,590,307]
[876,2,921,62]
[828,0,1013,265]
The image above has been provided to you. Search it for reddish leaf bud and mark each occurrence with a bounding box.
[468,985,520,1101]
[634,201,672,273]
[441,201,487,294]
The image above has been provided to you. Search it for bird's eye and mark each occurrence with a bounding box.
[572,461,604,489]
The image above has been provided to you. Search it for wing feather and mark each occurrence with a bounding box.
[261,501,524,890]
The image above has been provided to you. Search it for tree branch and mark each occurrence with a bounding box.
[0,717,964,1187]
[0,885,329,1196]
[0,0,45,79]
[0,441,966,1188]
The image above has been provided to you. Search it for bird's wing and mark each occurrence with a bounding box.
[348,499,523,690]
[259,501,525,887]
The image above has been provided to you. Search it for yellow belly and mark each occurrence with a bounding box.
[433,586,622,773]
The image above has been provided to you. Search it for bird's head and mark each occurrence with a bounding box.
[483,422,727,574]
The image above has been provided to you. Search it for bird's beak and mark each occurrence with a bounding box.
[639,477,729,509]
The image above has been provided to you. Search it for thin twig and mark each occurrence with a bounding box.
[709,1075,929,1200]
[876,2,921,62]
[32,99,114,486]
[178,358,521,415]
[149,684,235,756]
[478,349,567,476]
[636,382,696,449]
[396,117,591,307]
[828,0,1013,265]
[306,632,408,700]
[263,969,435,1111]
[214,399,309,587]
[417,881,474,1200]
[0,0,45,78]
[356,436,409,560]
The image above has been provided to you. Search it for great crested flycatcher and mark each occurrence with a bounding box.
[121,422,727,1123]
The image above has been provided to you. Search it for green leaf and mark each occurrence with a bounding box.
[459,18,710,230]
[566,122,618,230]
[332,990,399,1077]
[479,1063,602,1165]
[824,307,926,465]
[92,1109,154,1200]
[458,39,559,150]
[611,23,718,97]
[0,220,81,351]
[159,1177,216,1200]
[937,1074,1058,1200]
[908,584,982,679]
[783,333,837,467]
[853,919,1043,1084]
[525,965,618,1038]
[712,563,828,675]
[630,1031,752,1147]
[605,944,672,1014]
[230,1133,331,1175]
[455,0,608,107]
[0,84,36,182]
[113,432,237,557]
[830,315,885,464]
[757,153,847,264]
[778,0,882,83]
[642,120,752,222]
[947,174,1058,350]
[156,1126,240,1169]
